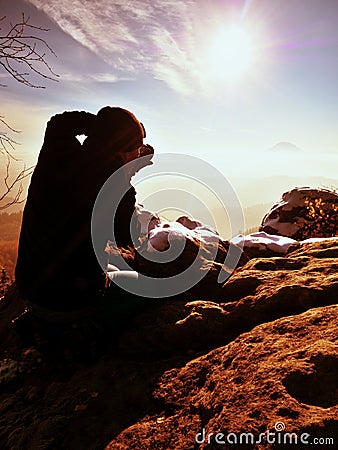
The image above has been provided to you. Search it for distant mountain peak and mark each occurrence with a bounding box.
[269,141,303,153]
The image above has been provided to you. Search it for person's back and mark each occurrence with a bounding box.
[15,107,148,312]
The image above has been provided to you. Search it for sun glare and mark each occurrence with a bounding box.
[206,25,256,83]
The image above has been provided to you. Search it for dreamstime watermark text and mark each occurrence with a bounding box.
[195,422,335,446]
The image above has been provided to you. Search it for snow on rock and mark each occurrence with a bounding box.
[301,236,338,244]
[177,216,220,243]
[176,216,204,229]
[135,204,161,236]
[146,217,221,253]
[134,214,248,294]
[146,221,196,252]
[260,187,338,240]
[231,231,297,254]
[176,216,217,234]
[135,204,338,263]
[230,232,338,257]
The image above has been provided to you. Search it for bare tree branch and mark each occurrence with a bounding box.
[0,13,59,88]
[0,155,34,211]
[0,115,34,210]
[0,14,58,210]
[0,115,20,156]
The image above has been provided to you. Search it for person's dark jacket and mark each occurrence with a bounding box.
[15,111,139,311]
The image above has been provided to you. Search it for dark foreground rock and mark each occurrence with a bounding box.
[108,305,337,449]
[117,240,338,356]
[0,240,337,449]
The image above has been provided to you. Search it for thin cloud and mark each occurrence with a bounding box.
[61,72,132,83]
[27,0,213,96]
[90,73,131,83]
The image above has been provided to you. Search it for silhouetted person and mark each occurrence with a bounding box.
[15,107,152,314]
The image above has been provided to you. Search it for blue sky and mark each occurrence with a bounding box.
[1,0,338,210]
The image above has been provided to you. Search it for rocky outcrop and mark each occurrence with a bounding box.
[108,305,337,449]
[117,240,338,356]
[260,187,338,240]
[0,240,337,449]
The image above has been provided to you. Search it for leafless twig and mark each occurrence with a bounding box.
[0,13,59,88]
[0,14,58,209]
[0,116,34,210]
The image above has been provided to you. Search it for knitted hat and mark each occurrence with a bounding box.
[93,106,146,152]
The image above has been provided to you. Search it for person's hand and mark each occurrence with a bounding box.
[139,144,154,159]
[127,144,154,178]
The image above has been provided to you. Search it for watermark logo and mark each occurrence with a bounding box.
[195,421,335,446]
[91,152,245,298]
[274,421,286,432]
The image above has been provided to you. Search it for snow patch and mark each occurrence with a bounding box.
[145,216,221,253]
[301,237,338,244]
[135,204,161,235]
[231,231,297,254]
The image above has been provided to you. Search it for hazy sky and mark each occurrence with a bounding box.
[1,0,338,209]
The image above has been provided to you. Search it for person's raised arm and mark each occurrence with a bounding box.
[42,110,96,149]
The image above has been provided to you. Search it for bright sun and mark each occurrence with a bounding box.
[207,25,256,83]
